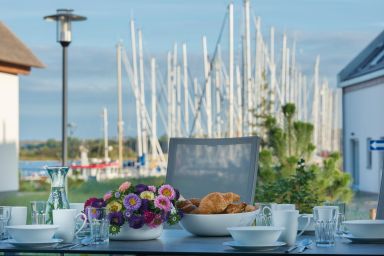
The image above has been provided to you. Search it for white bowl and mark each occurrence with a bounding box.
[179,210,257,236]
[6,225,58,243]
[227,226,284,245]
[343,220,384,238]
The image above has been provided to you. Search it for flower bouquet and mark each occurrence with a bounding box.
[84,181,183,240]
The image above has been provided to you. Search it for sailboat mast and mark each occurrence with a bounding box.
[244,0,252,135]
[138,29,148,166]
[116,42,124,170]
[202,36,212,137]
[130,19,143,162]
[228,2,234,137]
[182,44,189,135]
[151,58,157,158]
[103,107,109,162]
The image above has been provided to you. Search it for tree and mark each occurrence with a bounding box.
[254,103,353,212]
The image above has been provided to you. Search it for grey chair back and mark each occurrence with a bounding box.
[377,172,384,219]
[165,136,260,204]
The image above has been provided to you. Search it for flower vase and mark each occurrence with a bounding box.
[45,166,70,224]
[110,224,163,240]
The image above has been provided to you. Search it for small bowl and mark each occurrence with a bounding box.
[343,220,384,238]
[6,225,58,243]
[180,210,258,236]
[227,226,284,245]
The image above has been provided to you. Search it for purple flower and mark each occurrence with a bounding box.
[91,198,105,208]
[87,207,103,220]
[148,185,157,192]
[135,184,148,194]
[161,211,170,221]
[123,193,142,211]
[175,189,180,201]
[109,211,124,226]
[114,191,121,198]
[140,199,149,212]
[123,209,132,220]
[178,209,184,219]
[128,214,144,229]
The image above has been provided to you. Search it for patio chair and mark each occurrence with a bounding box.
[377,173,384,219]
[165,136,260,204]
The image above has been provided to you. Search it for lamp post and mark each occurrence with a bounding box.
[44,9,86,166]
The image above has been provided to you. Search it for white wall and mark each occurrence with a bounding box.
[0,72,19,192]
[343,81,384,193]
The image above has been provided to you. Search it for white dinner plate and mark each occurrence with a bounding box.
[342,234,384,244]
[6,238,63,248]
[223,241,286,251]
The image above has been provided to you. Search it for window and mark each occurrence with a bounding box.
[369,48,384,67]
[367,137,372,169]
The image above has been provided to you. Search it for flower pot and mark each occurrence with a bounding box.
[110,223,163,240]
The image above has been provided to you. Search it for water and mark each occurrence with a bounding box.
[19,160,60,177]
[46,186,70,224]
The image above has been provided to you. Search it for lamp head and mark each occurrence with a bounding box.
[44,9,86,46]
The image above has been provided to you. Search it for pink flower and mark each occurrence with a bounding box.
[158,184,176,200]
[148,185,157,192]
[148,214,163,228]
[143,210,155,225]
[103,192,112,201]
[119,181,131,192]
[154,195,172,212]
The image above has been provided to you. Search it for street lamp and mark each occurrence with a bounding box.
[44,9,86,166]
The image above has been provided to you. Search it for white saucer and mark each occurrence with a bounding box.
[223,241,286,251]
[342,234,384,243]
[6,238,63,248]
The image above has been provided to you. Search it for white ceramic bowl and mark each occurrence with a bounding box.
[227,226,284,245]
[179,210,258,236]
[343,220,384,238]
[6,225,58,243]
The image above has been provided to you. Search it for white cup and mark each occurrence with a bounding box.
[9,207,27,226]
[298,213,314,231]
[263,203,295,216]
[70,203,84,214]
[53,209,87,243]
[271,209,311,246]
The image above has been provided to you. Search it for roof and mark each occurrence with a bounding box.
[338,29,384,88]
[0,21,44,69]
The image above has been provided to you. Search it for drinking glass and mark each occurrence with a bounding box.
[30,201,47,224]
[323,201,346,235]
[87,207,109,244]
[313,206,338,247]
[0,206,11,240]
[255,203,273,226]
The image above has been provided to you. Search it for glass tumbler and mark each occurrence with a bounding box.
[323,201,346,235]
[87,207,109,244]
[30,201,47,224]
[0,206,11,240]
[313,206,338,247]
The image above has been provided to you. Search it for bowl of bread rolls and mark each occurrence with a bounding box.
[176,192,258,236]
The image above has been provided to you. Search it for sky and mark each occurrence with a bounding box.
[1,0,383,141]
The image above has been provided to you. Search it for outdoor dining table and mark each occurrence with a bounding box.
[1,229,384,255]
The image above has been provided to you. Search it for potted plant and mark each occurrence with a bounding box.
[84,182,183,240]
